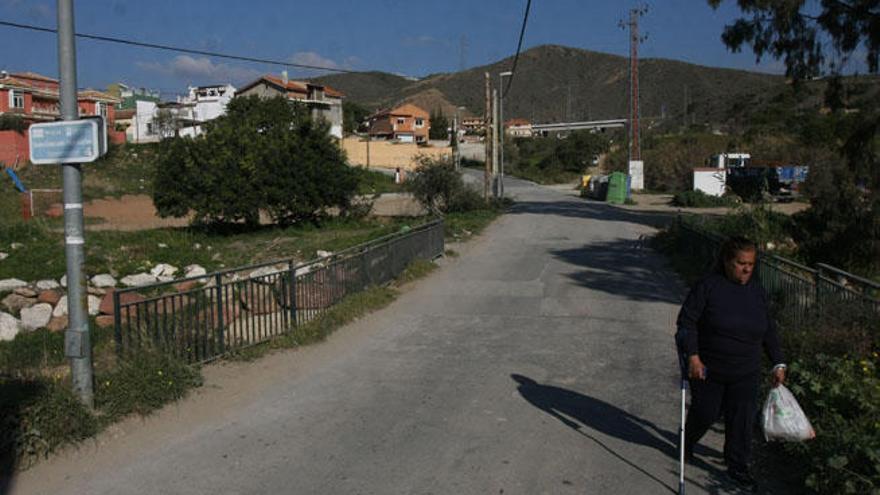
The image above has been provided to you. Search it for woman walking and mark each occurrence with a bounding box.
[676,236,787,491]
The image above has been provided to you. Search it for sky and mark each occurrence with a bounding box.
[0,0,864,99]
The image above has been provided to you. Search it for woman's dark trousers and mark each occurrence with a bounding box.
[685,372,759,472]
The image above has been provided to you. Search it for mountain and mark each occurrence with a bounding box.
[312,44,786,125]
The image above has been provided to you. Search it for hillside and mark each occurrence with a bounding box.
[312,44,785,125]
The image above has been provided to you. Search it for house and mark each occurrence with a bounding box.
[121,83,236,143]
[107,82,161,110]
[460,116,485,135]
[504,118,533,138]
[0,71,123,165]
[236,73,344,138]
[367,103,430,144]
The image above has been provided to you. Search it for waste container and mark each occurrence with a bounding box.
[606,172,628,204]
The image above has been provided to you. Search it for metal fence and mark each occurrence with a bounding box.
[113,219,445,363]
[675,218,880,326]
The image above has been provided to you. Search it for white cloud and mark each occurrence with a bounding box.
[288,51,340,70]
[136,55,260,85]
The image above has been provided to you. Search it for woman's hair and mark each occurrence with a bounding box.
[716,236,757,272]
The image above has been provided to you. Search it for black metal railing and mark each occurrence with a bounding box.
[675,218,880,324]
[113,219,445,362]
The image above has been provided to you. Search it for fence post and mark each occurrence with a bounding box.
[214,273,225,353]
[113,289,122,356]
[287,261,297,328]
[814,265,823,310]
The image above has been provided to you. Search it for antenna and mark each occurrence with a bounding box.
[619,4,648,163]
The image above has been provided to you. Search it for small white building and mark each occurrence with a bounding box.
[125,99,160,143]
[177,84,236,138]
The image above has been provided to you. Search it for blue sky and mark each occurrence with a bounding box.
[0,0,857,98]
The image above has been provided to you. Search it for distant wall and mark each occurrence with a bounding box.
[0,130,29,168]
[342,137,451,171]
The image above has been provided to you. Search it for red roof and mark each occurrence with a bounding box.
[11,71,59,83]
[238,74,345,99]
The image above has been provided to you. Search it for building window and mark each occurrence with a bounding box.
[397,118,405,125]
[98,102,108,118]
[414,118,423,128]
[10,90,24,109]
[146,122,154,135]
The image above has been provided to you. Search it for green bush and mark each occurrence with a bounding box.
[0,114,27,134]
[671,190,739,208]
[407,156,483,213]
[153,96,358,226]
[95,352,202,420]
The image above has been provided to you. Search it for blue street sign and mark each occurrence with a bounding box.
[29,119,100,164]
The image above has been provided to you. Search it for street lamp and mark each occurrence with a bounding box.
[498,71,513,198]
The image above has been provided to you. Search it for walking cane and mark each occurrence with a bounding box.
[675,329,688,495]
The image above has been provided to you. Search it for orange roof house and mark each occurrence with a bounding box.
[367,103,431,144]
[236,73,345,138]
[0,70,123,165]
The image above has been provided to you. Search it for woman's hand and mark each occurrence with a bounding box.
[688,355,707,381]
[771,367,786,387]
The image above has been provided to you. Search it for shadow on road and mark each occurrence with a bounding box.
[512,374,738,494]
[551,239,684,304]
[507,199,677,230]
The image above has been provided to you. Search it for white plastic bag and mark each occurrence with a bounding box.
[762,384,816,442]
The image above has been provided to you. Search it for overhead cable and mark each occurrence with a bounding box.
[503,0,532,98]
[0,20,361,74]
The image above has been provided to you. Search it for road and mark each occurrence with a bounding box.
[9,175,752,494]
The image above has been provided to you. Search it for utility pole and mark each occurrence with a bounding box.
[620,5,648,192]
[683,85,688,129]
[58,0,94,408]
[499,71,512,200]
[484,72,492,202]
[492,88,499,198]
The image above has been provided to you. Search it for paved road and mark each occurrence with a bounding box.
[10,176,747,494]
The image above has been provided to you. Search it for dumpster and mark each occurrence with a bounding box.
[586,174,608,200]
[606,172,627,204]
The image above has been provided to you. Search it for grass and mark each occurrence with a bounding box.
[444,200,510,241]
[0,216,417,282]
[353,167,404,196]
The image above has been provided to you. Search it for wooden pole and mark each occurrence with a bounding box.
[484,72,492,202]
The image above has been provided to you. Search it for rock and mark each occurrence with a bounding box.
[36,279,61,290]
[0,252,7,261]
[158,243,168,248]
[174,280,199,292]
[150,263,178,278]
[87,286,107,296]
[53,296,68,317]
[249,265,284,280]
[184,264,207,278]
[14,287,38,298]
[211,253,221,262]
[156,275,175,283]
[295,264,313,277]
[20,303,52,330]
[91,274,117,288]
[60,275,67,288]
[38,290,61,305]
[0,312,21,341]
[316,250,333,258]
[88,295,101,316]
[46,315,67,332]
[120,273,158,287]
[95,315,115,328]
[193,243,202,250]
[99,289,146,316]
[10,242,23,250]
[2,293,36,313]
[0,278,27,293]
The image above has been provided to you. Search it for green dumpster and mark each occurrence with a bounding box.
[606,172,627,204]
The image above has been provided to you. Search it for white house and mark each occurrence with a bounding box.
[177,84,235,137]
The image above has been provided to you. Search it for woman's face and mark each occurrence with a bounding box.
[724,249,756,285]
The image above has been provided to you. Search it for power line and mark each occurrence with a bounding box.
[0,19,361,74]
[503,0,532,98]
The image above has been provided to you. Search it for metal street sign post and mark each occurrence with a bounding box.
[28,119,101,164]
[55,0,94,408]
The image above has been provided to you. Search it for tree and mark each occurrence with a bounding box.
[710,0,880,275]
[429,108,449,141]
[153,96,358,227]
[153,109,182,138]
[342,101,370,135]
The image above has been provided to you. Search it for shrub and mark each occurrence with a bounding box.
[153,96,358,226]
[407,156,483,213]
[671,190,738,208]
[0,114,27,134]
